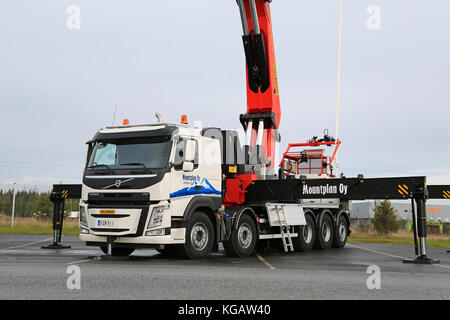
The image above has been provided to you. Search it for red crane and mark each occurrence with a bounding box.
[237,0,281,172]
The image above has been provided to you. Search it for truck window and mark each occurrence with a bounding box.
[86,137,172,171]
[93,143,117,166]
[174,138,199,170]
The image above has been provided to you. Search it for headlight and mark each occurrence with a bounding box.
[148,206,165,229]
[79,205,88,226]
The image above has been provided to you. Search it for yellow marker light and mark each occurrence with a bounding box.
[229,166,237,174]
[100,210,115,214]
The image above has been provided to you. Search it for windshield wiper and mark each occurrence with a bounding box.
[120,162,146,168]
[87,164,112,170]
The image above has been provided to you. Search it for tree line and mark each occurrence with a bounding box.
[0,189,79,220]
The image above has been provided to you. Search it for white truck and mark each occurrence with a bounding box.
[79,118,350,259]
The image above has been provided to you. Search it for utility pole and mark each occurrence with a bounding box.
[334,0,343,174]
[11,183,16,228]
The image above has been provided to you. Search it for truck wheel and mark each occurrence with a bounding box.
[176,212,214,259]
[223,214,257,257]
[332,214,349,248]
[100,247,135,257]
[314,214,334,250]
[293,214,315,252]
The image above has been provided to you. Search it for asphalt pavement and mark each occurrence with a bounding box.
[0,234,449,300]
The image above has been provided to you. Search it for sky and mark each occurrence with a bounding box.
[0,0,449,193]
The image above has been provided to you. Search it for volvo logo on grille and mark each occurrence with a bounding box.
[103,178,134,189]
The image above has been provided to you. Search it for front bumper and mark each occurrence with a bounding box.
[79,199,186,245]
[80,227,186,246]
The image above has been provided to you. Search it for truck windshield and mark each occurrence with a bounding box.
[86,136,172,172]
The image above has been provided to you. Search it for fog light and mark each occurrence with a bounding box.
[146,229,166,236]
[80,227,90,234]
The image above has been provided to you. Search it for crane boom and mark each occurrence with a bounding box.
[237,0,280,173]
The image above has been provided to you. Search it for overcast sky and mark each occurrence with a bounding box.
[0,0,449,192]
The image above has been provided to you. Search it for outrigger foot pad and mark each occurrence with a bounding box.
[41,244,71,249]
[403,255,440,264]
[99,255,130,261]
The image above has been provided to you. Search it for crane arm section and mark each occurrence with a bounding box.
[236,0,281,172]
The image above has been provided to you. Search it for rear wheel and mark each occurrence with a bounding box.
[293,213,316,252]
[224,214,257,257]
[176,212,214,259]
[314,213,334,250]
[100,247,135,257]
[332,214,349,248]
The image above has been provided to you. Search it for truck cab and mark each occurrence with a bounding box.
[79,121,223,257]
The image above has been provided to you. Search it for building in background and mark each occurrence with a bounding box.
[350,201,450,233]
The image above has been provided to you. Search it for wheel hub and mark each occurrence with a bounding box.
[322,222,331,242]
[303,223,313,243]
[238,223,252,249]
[339,223,347,241]
[191,223,208,251]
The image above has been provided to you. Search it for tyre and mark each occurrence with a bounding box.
[100,246,135,257]
[223,214,257,257]
[293,213,316,252]
[314,213,334,250]
[176,211,214,259]
[332,214,349,248]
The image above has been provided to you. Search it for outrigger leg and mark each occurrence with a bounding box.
[42,191,71,249]
[403,187,439,264]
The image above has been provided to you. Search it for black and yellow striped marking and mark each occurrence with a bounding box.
[398,184,409,195]
[61,190,69,199]
[443,190,450,199]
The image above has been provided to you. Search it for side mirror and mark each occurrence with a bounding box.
[182,161,194,172]
[184,140,196,162]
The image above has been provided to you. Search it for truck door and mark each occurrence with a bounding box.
[169,137,201,201]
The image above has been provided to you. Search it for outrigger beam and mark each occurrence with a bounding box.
[246,176,447,264]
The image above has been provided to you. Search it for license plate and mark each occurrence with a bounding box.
[100,210,115,214]
[97,219,114,228]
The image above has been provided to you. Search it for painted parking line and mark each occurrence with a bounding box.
[1,237,52,251]
[66,259,93,265]
[347,244,408,260]
[347,244,450,270]
[256,253,276,270]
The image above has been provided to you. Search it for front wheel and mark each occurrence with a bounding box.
[176,212,214,259]
[223,214,257,257]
